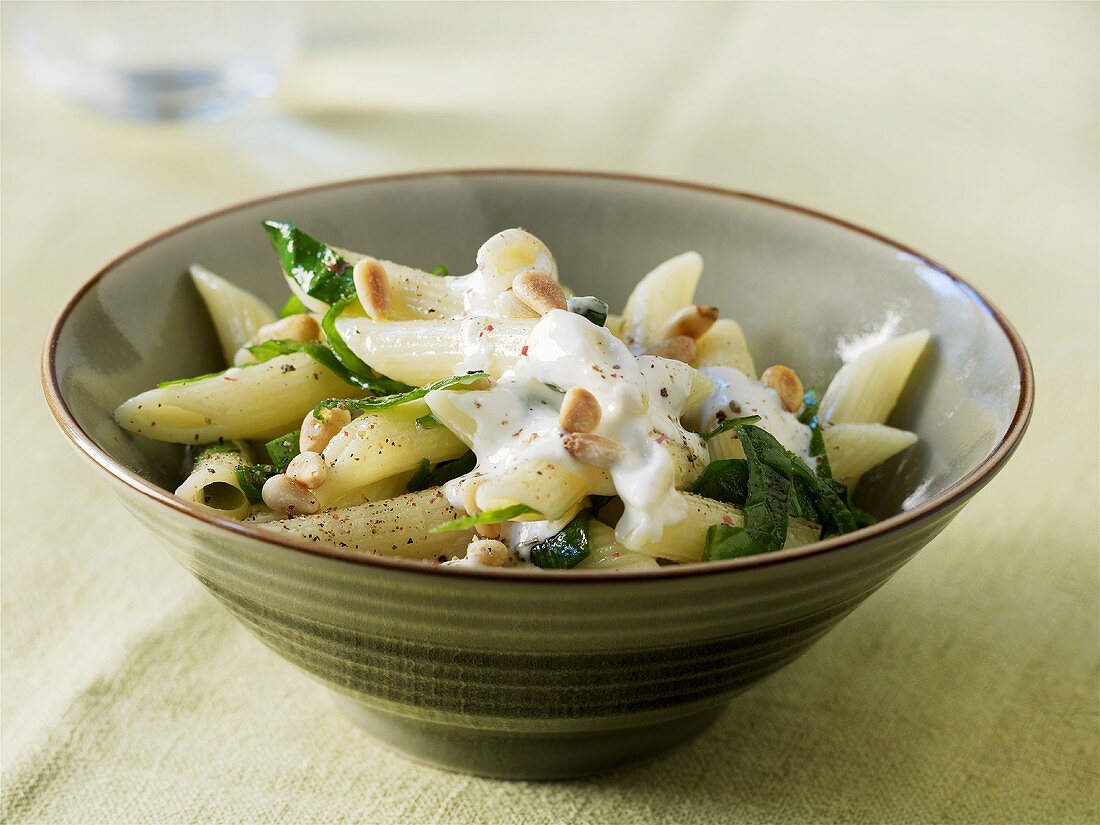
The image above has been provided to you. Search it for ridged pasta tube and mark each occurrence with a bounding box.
[619,252,703,352]
[820,330,930,424]
[695,318,756,378]
[114,353,359,443]
[190,265,276,365]
[175,446,252,521]
[823,423,918,487]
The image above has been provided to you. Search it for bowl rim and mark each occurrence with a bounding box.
[41,168,1035,582]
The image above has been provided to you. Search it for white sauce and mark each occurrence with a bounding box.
[426,310,707,551]
[686,366,814,464]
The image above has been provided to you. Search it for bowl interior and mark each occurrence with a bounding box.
[49,172,1024,522]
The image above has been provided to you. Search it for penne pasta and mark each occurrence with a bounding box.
[315,401,467,509]
[619,252,703,352]
[260,488,472,559]
[575,521,661,570]
[695,318,756,378]
[190,265,277,365]
[175,445,252,520]
[336,317,536,385]
[823,422,918,488]
[114,353,360,443]
[820,330,930,424]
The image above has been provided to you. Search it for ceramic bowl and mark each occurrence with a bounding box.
[43,171,1033,779]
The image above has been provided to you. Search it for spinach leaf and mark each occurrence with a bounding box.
[797,387,831,478]
[247,339,410,395]
[415,413,441,430]
[405,451,477,493]
[265,430,300,469]
[235,463,276,504]
[566,296,609,327]
[787,456,856,538]
[263,220,356,305]
[158,368,237,389]
[430,504,540,533]
[279,295,309,317]
[689,458,749,504]
[701,424,792,560]
[530,509,592,569]
[700,414,761,441]
[321,295,393,382]
[430,265,451,277]
[312,371,489,418]
[194,442,241,461]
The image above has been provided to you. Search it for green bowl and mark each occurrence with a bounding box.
[42,170,1033,779]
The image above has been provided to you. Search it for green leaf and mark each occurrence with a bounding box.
[689,458,749,504]
[405,451,477,493]
[797,387,831,478]
[246,339,409,395]
[235,464,276,504]
[279,295,309,317]
[194,441,241,461]
[530,510,592,569]
[313,371,489,418]
[701,424,792,561]
[415,412,441,430]
[263,220,356,305]
[265,430,300,470]
[566,296,608,327]
[320,296,409,394]
[158,368,236,388]
[700,414,761,441]
[430,504,540,533]
[430,265,451,277]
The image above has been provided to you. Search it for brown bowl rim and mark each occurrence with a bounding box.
[41,168,1035,582]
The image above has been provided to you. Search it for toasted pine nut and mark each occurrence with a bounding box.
[474,521,501,539]
[512,270,567,315]
[300,407,352,454]
[494,288,541,319]
[261,474,320,516]
[353,258,391,320]
[285,451,327,489]
[250,314,321,346]
[660,305,719,340]
[645,335,698,364]
[562,432,623,470]
[466,538,510,567]
[761,365,804,413]
[559,387,601,433]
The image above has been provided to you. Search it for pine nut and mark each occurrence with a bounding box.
[645,335,698,364]
[761,365,804,413]
[353,258,391,320]
[512,270,567,315]
[660,305,719,340]
[250,314,321,346]
[559,387,601,433]
[466,538,510,567]
[300,407,352,453]
[494,288,541,319]
[474,521,501,539]
[562,432,623,470]
[285,451,327,489]
[261,474,320,516]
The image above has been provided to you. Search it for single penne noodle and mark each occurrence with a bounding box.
[175,447,252,521]
[190,265,277,365]
[619,251,703,352]
[474,459,597,522]
[823,423,918,488]
[114,353,359,443]
[370,260,467,320]
[575,520,660,570]
[695,318,757,378]
[335,317,536,385]
[260,488,472,559]
[628,492,819,563]
[315,401,467,509]
[820,330,930,424]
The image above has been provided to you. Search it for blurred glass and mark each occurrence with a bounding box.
[11,1,302,120]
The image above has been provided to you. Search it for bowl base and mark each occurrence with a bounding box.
[331,695,728,779]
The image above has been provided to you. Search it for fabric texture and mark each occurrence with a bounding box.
[2,3,1097,823]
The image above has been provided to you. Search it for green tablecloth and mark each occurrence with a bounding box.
[2,3,1096,822]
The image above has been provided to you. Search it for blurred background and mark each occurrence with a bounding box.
[3,2,1097,823]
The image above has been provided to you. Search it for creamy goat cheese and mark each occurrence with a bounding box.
[426,310,708,550]
[687,366,814,463]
